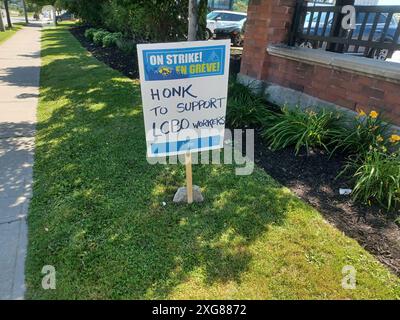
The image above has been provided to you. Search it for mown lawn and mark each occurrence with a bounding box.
[0,23,24,44]
[26,25,400,299]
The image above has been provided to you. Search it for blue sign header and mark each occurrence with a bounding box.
[142,45,226,81]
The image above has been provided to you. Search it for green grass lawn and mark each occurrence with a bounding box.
[25,25,400,299]
[0,23,25,44]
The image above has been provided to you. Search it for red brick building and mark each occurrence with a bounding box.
[238,0,400,126]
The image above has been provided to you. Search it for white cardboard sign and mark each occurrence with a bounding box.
[137,40,230,157]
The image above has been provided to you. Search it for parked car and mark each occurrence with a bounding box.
[206,10,247,40]
[213,20,246,47]
[56,11,74,22]
[299,10,400,60]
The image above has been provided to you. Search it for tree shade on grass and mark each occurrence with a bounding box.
[0,23,24,44]
[25,25,400,299]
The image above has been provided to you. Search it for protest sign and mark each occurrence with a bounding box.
[137,40,231,158]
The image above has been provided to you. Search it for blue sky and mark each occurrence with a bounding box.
[378,0,399,4]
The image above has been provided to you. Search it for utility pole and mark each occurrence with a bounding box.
[188,0,197,41]
[4,0,12,29]
[0,6,5,32]
[22,0,29,24]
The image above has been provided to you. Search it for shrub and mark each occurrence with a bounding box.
[102,32,123,48]
[329,109,389,155]
[226,81,275,129]
[343,140,400,211]
[331,109,400,211]
[93,30,109,46]
[84,28,97,41]
[98,0,188,41]
[116,38,136,55]
[262,106,341,155]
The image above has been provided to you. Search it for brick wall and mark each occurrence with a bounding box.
[241,0,296,80]
[266,56,400,125]
[240,0,400,126]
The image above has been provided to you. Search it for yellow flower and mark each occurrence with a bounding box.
[357,109,366,117]
[389,134,400,143]
[369,110,379,119]
[376,135,384,142]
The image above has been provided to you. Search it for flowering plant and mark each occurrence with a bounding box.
[338,109,400,210]
[330,109,389,155]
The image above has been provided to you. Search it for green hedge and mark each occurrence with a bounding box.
[102,32,122,47]
[62,0,189,42]
[84,28,97,41]
[92,30,109,46]
[84,28,127,49]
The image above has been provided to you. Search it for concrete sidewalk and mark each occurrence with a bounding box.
[0,24,41,299]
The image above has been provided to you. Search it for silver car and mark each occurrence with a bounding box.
[206,10,247,39]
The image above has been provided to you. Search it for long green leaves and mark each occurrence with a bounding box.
[346,148,400,210]
[262,107,340,155]
[226,81,276,129]
[334,111,400,211]
[329,111,389,155]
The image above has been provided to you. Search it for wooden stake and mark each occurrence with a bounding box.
[185,0,196,204]
[185,152,193,204]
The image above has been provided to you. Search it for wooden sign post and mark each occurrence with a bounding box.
[185,152,193,204]
[136,38,230,204]
[186,0,196,204]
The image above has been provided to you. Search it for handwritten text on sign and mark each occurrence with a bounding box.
[137,40,230,157]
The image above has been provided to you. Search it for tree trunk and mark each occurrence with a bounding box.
[4,0,12,29]
[0,8,5,32]
[197,0,208,40]
[188,0,197,41]
[53,6,57,26]
[22,0,29,24]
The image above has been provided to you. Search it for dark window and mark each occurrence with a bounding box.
[218,13,246,21]
[226,13,246,21]
[207,12,222,20]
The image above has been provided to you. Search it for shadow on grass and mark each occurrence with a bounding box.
[26,28,297,299]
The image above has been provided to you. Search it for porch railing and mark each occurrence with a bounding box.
[288,1,400,59]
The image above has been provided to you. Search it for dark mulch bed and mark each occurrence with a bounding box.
[254,132,400,276]
[69,25,399,276]
[70,26,139,79]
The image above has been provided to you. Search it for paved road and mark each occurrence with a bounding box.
[0,23,41,299]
